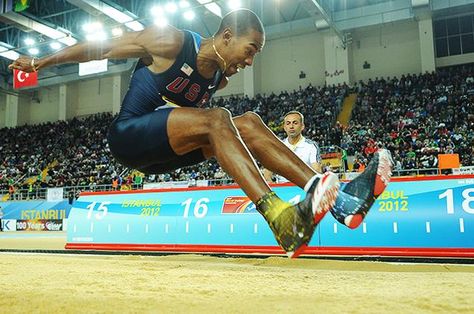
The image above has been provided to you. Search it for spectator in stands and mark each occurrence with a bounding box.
[263,111,322,182]
[342,65,473,170]
[8,183,15,200]
[133,173,143,189]
[112,176,119,191]
[352,157,366,172]
[2,57,472,204]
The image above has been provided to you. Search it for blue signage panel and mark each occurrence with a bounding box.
[66,176,474,256]
[0,200,71,220]
[319,177,474,248]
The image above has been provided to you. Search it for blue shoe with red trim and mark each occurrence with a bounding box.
[330,149,393,229]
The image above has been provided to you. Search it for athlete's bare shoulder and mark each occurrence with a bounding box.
[137,25,185,60]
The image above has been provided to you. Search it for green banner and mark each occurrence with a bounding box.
[14,0,29,12]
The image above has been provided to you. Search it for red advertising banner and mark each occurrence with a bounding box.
[221,196,256,214]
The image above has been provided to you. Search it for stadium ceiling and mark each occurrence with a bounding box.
[0,0,473,86]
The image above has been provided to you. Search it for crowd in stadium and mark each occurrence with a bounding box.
[211,82,347,146]
[1,65,473,193]
[347,65,473,171]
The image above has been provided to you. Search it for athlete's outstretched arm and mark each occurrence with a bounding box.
[8,25,183,72]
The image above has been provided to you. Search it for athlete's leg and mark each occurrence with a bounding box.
[231,111,393,233]
[167,107,268,202]
[232,111,317,188]
[167,107,339,257]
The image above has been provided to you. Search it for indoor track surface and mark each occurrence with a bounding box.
[1,232,474,313]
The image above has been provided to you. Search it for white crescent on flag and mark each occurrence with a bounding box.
[16,71,29,82]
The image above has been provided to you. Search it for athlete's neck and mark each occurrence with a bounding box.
[212,36,227,71]
[196,38,224,79]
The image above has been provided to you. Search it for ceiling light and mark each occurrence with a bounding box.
[151,5,164,16]
[228,0,241,10]
[154,17,169,28]
[86,32,107,41]
[2,11,76,47]
[99,7,144,31]
[58,36,77,46]
[124,21,144,31]
[0,44,20,60]
[82,22,102,33]
[28,47,39,55]
[50,42,61,50]
[183,10,195,21]
[111,27,123,37]
[196,0,222,17]
[0,50,20,60]
[95,32,107,41]
[179,0,190,8]
[24,38,35,46]
[165,2,178,13]
[74,1,144,33]
[102,6,132,23]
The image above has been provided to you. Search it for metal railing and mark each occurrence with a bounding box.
[391,168,443,177]
[0,184,142,202]
[0,168,455,201]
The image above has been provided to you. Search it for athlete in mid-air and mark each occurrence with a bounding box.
[9,9,392,257]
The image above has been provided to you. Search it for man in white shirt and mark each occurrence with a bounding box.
[264,111,321,182]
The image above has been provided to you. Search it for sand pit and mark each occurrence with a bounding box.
[1,233,473,313]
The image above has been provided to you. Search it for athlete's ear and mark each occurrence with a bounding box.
[222,28,233,44]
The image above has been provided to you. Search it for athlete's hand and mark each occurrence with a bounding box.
[8,56,37,73]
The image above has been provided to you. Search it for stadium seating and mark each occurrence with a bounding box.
[1,66,472,191]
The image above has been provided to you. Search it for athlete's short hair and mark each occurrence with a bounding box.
[215,9,264,37]
[284,111,304,124]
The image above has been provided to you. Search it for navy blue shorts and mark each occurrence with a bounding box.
[107,108,206,174]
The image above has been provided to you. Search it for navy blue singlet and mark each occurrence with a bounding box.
[108,30,223,173]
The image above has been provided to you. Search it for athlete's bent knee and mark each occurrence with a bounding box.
[207,107,233,130]
[241,111,263,125]
[234,111,264,136]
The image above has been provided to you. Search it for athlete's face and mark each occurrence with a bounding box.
[284,114,304,138]
[224,29,264,76]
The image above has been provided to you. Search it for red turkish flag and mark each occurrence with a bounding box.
[13,69,38,89]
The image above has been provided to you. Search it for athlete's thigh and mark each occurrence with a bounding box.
[167,106,231,156]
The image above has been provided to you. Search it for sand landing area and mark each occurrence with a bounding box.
[1,233,474,313]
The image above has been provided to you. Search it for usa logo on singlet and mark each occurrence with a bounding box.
[166,76,209,105]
